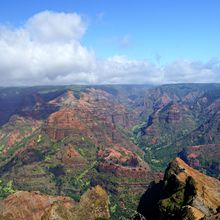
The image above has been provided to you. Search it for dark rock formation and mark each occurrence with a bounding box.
[136,158,220,220]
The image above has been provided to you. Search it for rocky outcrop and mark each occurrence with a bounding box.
[2,84,220,219]
[136,158,220,220]
[0,186,110,220]
[98,145,144,167]
[42,186,110,220]
[69,185,110,220]
[97,162,149,178]
[97,146,150,178]
[0,191,76,220]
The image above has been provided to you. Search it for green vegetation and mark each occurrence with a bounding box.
[1,84,220,219]
[0,179,16,199]
[159,189,185,216]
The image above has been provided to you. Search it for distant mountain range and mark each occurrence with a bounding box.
[0,83,219,219]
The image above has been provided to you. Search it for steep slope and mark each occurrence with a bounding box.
[0,191,76,220]
[0,115,42,155]
[0,185,110,220]
[136,158,220,220]
[0,86,154,219]
[143,102,196,146]
[46,88,138,148]
[178,144,220,178]
[1,84,220,218]
[131,84,220,174]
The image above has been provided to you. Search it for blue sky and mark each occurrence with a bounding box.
[1,0,220,63]
[0,0,220,85]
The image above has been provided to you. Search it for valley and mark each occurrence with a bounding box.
[0,84,220,219]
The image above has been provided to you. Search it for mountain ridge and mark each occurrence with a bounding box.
[0,83,220,218]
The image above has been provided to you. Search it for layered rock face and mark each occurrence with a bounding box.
[130,84,220,177]
[2,84,220,219]
[178,144,220,178]
[0,191,76,220]
[143,102,196,146]
[0,186,110,220]
[0,86,152,219]
[137,158,220,220]
[46,89,137,149]
[0,115,42,153]
[97,145,150,178]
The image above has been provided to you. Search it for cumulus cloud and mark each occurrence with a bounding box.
[25,11,87,43]
[0,11,96,86]
[0,10,219,86]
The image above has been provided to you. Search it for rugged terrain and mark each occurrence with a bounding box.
[0,85,154,219]
[136,157,220,220]
[0,84,220,219]
[0,185,110,220]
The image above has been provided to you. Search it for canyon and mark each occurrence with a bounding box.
[0,84,220,219]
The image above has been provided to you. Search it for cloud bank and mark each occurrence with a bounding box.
[0,11,219,86]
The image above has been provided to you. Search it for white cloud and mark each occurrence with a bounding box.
[164,59,220,83]
[0,10,219,86]
[96,56,162,84]
[25,11,87,43]
[0,11,96,86]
